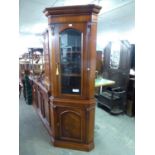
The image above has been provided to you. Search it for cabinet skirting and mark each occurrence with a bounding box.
[51,138,94,151]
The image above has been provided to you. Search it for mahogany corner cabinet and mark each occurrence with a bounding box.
[32,4,102,151]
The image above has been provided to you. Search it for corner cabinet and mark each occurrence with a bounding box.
[43,5,101,151]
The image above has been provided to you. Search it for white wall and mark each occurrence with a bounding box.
[96,1,135,50]
[19,34,43,56]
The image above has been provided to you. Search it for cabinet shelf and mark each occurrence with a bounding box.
[61,51,81,54]
[61,74,81,77]
[61,62,80,65]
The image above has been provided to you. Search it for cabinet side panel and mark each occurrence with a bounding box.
[49,99,55,137]
[51,25,60,97]
[88,22,97,98]
[44,93,50,124]
[43,31,50,85]
[86,107,95,143]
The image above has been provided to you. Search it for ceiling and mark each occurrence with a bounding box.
[19,0,135,54]
[19,0,135,35]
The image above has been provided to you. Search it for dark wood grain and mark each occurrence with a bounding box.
[32,4,101,151]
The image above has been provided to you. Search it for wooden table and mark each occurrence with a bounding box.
[95,77,115,94]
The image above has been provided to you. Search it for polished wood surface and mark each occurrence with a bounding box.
[96,51,104,74]
[43,30,51,92]
[49,97,96,151]
[43,4,101,16]
[32,4,101,151]
[32,80,51,134]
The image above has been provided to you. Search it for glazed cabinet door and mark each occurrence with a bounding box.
[51,23,88,99]
[54,105,86,143]
[59,29,82,95]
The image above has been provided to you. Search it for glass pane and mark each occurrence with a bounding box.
[60,29,82,94]
[110,41,121,69]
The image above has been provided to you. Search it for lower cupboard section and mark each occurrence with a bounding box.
[49,97,96,151]
[32,82,96,151]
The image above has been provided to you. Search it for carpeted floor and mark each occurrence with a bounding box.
[19,92,135,155]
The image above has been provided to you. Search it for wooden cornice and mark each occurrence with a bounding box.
[43,4,102,17]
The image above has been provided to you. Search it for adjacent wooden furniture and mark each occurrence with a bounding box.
[19,53,30,75]
[126,75,135,116]
[96,40,131,115]
[32,30,52,135]
[32,79,51,133]
[96,51,104,74]
[32,4,101,151]
[103,40,131,88]
[28,48,44,75]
